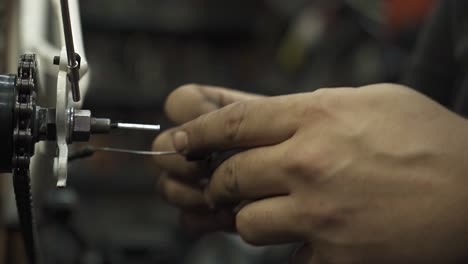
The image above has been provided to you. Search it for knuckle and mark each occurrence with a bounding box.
[282,146,336,187]
[283,148,324,179]
[305,88,353,117]
[311,88,334,106]
[312,87,332,98]
[299,200,346,234]
[312,88,338,112]
[307,207,336,229]
[299,89,332,121]
[282,152,308,175]
[222,101,247,142]
[217,159,240,196]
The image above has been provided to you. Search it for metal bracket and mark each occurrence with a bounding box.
[54,48,70,187]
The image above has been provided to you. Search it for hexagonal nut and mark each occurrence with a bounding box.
[72,110,91,142]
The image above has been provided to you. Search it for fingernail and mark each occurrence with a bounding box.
[172,131,188,154]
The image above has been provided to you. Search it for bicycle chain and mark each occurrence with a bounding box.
[12,54,38,264]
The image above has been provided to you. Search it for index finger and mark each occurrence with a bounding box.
[165,84,264,124]
[172,95,302,157]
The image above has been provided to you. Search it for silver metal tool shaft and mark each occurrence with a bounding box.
[93,147,177,156]
[112,123,161,131]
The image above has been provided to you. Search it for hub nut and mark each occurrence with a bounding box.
[72,110,91,142]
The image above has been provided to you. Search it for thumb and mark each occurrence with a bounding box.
[165,84,263,124]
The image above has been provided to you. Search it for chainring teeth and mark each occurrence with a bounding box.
[12,54,39,262]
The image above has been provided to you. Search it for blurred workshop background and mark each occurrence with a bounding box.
[0,0,435,263]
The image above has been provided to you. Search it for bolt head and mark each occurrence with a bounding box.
[72,110,91,141]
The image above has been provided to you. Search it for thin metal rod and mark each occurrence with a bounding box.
[113,123,161,131]
[60,0,80,102]
[93,147,177,156]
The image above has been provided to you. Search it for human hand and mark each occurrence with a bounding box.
[168,84,468,263]
[152,84,263,232]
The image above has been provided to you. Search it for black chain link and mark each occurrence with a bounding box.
[13,54,37,264]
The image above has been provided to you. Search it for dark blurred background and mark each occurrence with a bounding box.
[4,0,437,263]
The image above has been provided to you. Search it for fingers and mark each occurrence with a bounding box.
[205,144,290,207]
[155,84,263,179]
[158,173,206,208]
[180,209,236,234]
[235,196,305,246]
[290,244,317,264]
[165,84,263,125]
[173,95,302,156]
[152,129,206,182]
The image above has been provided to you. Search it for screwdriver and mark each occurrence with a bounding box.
[81,120,242,172]
[68,121,177,161]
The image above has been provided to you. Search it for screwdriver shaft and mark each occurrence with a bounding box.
[93,147,177,156]
[113,123,161,131]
